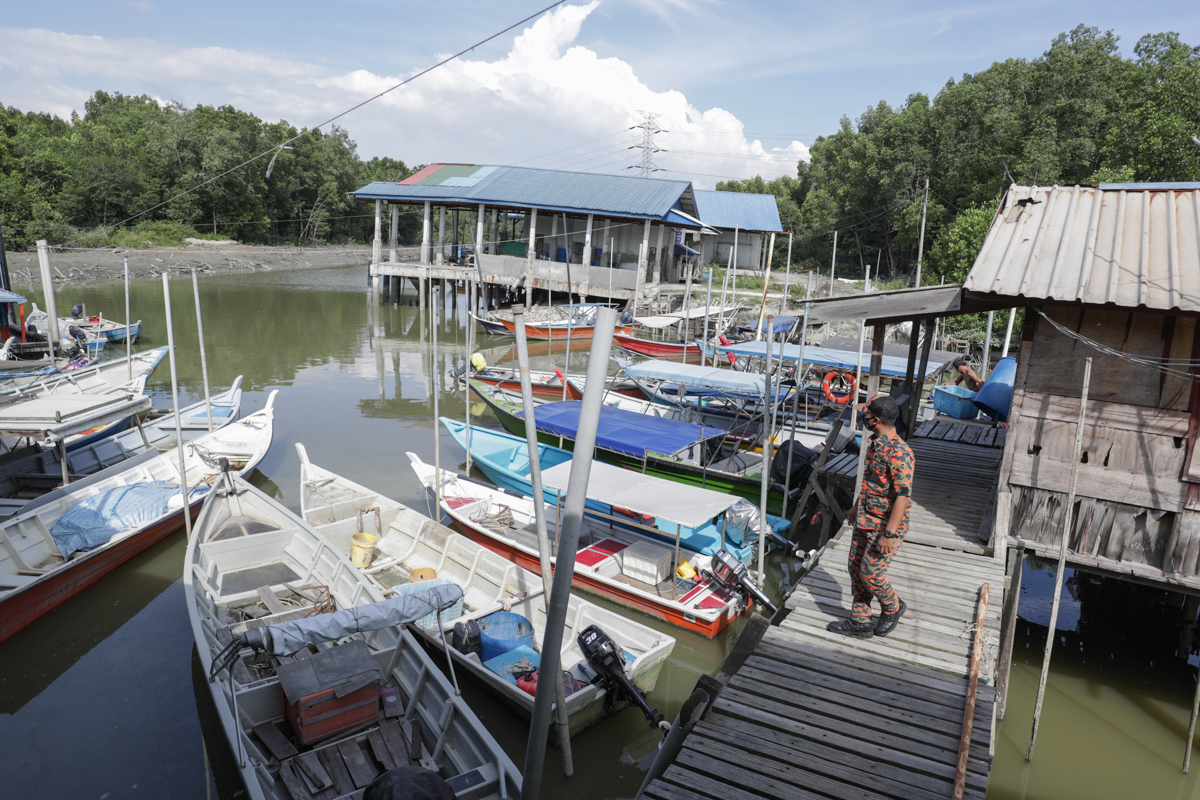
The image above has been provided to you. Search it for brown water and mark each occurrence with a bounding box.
[0,264,1193,799]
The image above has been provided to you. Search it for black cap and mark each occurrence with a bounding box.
[858,395,900,425]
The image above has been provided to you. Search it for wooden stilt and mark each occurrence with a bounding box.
[1026,358,1092,762]
[1185,652,1200,772]
[996,546,1026,720]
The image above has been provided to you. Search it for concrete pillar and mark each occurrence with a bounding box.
[437,207,446,266]
[639,219,651,283]
[422,201,432,265]
[584,214,593,267]
[372,200,383,268]
[527,207,538,280]
[389,204,398,263]
[550,214,559,260]
[653,224,665,284]
[489,209,498,255]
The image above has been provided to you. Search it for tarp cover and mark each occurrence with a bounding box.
[51,480,208,555]
[540,459,740,529]
[717,341,946,378]
[625,360,769,396]
[522,401,723,458]
[247,584,466,655]
[735,316,797,334]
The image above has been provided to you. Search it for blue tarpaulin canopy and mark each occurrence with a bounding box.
[520,401,723,458]
[0,289,27,304]
[716,341,946,378]
[625,360,770,395]
[735,316,796,335]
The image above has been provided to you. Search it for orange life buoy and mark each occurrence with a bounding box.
[822,370,857,404]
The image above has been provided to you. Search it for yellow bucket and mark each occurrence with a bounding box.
[350,533,377,569]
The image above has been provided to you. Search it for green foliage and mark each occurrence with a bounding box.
[0,92,413,250]
[925,204,994,285]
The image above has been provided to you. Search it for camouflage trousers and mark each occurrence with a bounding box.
[848,526,901,622]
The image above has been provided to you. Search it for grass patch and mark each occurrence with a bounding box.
[71,221,233,249]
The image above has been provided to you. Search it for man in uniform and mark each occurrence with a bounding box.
[827,395,914,638]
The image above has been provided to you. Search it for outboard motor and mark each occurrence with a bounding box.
[577,624,668,735]
[708,549,778,615]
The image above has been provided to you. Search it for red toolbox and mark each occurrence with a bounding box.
[276,639,383,746]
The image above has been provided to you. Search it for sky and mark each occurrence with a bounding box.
[2,0,1199,189]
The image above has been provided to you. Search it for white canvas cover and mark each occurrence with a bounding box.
[540,459,739,530]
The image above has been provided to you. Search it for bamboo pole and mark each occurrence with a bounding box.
[758,317,774,586]
[124,258,132,379]
[1026,357,1092,761]
[953,583,991,800]
[828,230,837,298]
[191,269,213,432]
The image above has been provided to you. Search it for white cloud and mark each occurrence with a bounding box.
[0,3,807,187]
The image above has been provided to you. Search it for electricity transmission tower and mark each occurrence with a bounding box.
[630,111,665,177]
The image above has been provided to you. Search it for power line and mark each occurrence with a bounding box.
[72,2,566,242]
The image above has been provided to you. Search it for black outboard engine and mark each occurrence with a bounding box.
[709,549,778,615]
[577,624,668,734]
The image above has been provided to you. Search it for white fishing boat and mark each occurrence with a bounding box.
[0,377,245,520]
[407,453,761,638]
[0,391,276,642]
[297,445,676,737]
[0,346,167,401]
[187,473,521,800]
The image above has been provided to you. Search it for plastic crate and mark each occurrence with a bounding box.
[933,385,979,419]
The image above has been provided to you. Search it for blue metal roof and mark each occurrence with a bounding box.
[693,190,783,232]
[355,164,698,223]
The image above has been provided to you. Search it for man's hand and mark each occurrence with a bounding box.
[875,534,900,555]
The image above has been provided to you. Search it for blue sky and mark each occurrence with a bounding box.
[2,1,1198,188]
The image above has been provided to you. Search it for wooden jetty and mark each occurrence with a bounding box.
[642,428,1007,800]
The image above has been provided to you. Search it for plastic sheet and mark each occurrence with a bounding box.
[51,480,207,556]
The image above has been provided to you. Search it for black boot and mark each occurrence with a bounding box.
[826,617,875,638]
[875,599,907,637]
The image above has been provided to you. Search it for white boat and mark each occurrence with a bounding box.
[406,452,745,638]
[0,392,277,642]
[0,377,245,520]
[187,473,521,800]
[0,347,167,401]
[297,445,676,737]
[27,303,143,344]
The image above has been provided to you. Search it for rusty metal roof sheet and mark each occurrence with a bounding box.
[963,184,1200,313]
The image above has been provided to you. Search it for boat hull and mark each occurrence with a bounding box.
[496,317,636,341]
[613,333,705,361]
[447,513,738,637]
[0,505,197,642]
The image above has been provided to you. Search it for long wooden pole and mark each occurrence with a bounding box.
[1185,650,1200,772]
[124,258,132,379]
[953,583,991,800]
[161,273,192,540]
[758,317,774,586]
[915,178,929,287]
[1026,357,1092,761]
[191,268,213,433]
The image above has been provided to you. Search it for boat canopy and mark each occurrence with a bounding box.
[521,401,723,457]
[735,316,797,335]
[625,360,769,395]
[0,289,28,304]
[540,459,740,529]
[716,342,947,378]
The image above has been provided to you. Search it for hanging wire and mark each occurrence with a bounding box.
[1035,308,1200,379]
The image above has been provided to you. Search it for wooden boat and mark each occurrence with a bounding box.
[0,377,245,519]
[0,350,95,386]
[187,473,521,800]
[494,316,637,341]
[29,304,143,344]
[296,445,675,736]
[471,311,512,336]
[406,452,746,638]
[612,332,706,361]
[0,347,167,401]
[0,391,277,642]
[468,380,792,515]
[439,418,788,564]
[463,365,581,401]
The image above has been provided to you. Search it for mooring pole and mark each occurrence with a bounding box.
[757,316,774,586]
[780,231,793,313]
[162,273,192,539]
[703,268,713,367]
[828,230,837,298]
[465,277,474,473]
[191,268,214,432]
[953,583,991,800]
[982,310,995,380]
[124,257,132,379]
[1026,357,1092,761]
[512,305,573,775]
[1185,641,1200,772]
[432,292,442,515]
[780,272,813,522]
[521,308,617,800]
[35,240,58,361]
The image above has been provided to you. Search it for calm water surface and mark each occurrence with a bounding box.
[0,264,1196,799]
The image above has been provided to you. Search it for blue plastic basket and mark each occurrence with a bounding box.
[476,612,535,661]
[933,385,978,420]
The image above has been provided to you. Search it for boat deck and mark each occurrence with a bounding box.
[642,531,1007,800]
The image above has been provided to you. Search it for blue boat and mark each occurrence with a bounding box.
[441,418,789,563]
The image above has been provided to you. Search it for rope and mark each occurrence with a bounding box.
[1035,308,1200,379]
[958,624,1001,685]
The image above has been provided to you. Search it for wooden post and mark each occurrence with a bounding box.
[754,232,775,341]
[1026,357,1092,761]
[906,319,934,436]
[1185,634,1200,771]
[996,547,1025,720]
[953,583,991,800]
[915,178,929,287]
[866,323,885,398]
[758,316,775,586]
[828,230,837,298]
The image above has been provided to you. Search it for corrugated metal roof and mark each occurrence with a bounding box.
[692,190,783,232]
[963,184,1200,313]
[356,164,697,223]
